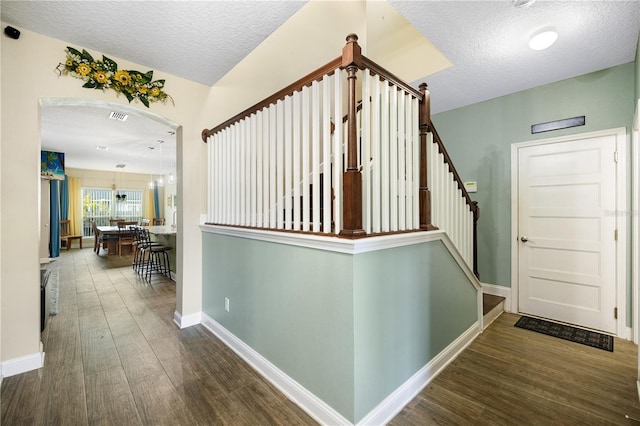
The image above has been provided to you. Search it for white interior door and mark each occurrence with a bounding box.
[517,133,617,334]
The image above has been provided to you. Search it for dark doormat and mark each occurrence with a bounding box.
[514,316,613,352]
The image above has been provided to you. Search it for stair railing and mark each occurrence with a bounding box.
[428,126,480,277]
[202,33,478,274]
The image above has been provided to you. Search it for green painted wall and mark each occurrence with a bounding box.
[432,62,636,289]
[352,240,477,422]
[202,233,356,419]
[202,232,479,423]
[635,33,640,103]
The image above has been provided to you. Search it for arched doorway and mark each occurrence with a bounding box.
[39,97,184,318]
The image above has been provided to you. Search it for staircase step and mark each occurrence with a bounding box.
[483,293,505,315]
[482,293,505,330]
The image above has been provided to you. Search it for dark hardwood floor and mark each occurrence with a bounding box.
[2,248,640,425]
[1,248,313,425]
[391,313,640,426]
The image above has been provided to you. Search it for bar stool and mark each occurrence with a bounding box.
[137,228,172,282]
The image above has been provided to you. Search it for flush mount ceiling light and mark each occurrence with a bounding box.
[529,29,558,51]
[96,145,108,150]
[514,0,536,8]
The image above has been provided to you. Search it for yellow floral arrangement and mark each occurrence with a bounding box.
[57,47,173,108]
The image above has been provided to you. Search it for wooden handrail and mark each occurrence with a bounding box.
[202,45,423,142]
[431,123,479,278]
[361,57,423,100]
[202,56,343,141]
[430,125,479,219]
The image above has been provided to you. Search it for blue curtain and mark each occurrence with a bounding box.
[60,175,69,220]
[50,180,60,258]
[153,183,160,218]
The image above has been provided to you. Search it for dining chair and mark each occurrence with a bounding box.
[60,220,82,250]
[116,223,136,256]
[141,218,151,226]
[109,218,125,225]
[91,220,101,254]
[152,218,165,226]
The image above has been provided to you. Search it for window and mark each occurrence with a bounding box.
[82,188,143,237]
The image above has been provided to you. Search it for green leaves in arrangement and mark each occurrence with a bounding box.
[57,46,173,108]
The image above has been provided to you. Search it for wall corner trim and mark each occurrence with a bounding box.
[0,350,44,378]
[173,310,202,329]
[201,313,353,426]
[357,321,480,425]
[201,313,480,426]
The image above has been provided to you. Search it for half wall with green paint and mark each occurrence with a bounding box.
[202,231,478,423]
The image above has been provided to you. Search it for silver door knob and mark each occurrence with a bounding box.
[520,236,529,242]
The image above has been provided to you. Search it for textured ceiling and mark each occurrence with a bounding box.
[2,0,639,174]
[391,0,640,113]
[1,0,306,86]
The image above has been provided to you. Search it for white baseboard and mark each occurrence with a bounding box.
[483,303,504,330]
[201,313,352,425]
[173,310,202,329]
[201,313,480,426]
[358,321,480,425]
[0,350,44,378]
[481,282,512,312]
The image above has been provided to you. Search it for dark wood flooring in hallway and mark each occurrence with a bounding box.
[1,248,313,425]
[2,248,640,425]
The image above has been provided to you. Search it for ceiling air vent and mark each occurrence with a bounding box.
[109,111,128,121]
[115,164,126,168]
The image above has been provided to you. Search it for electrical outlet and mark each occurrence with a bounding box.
[224,297,230,312]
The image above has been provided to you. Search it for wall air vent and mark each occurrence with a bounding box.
[115,164,126,168]
[109,111,128,121]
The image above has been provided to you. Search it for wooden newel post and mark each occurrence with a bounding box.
[340,34,366,238]
[419,83,436,231]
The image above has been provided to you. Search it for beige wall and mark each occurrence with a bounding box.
[1,26,209,364]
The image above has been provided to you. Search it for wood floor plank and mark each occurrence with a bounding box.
[113,330,155,360]
[78,308,109,333]
[103,307,140,338]
[0,369,42,424]
[119,350,166,383]
[76,289,101,310]
[80,328,122,376]
[97,289,127,312]
[34,364,88,425]
[84,366,142,426]
[230,380,315,425]
[129,370,198,425]
[44,327,83,368]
